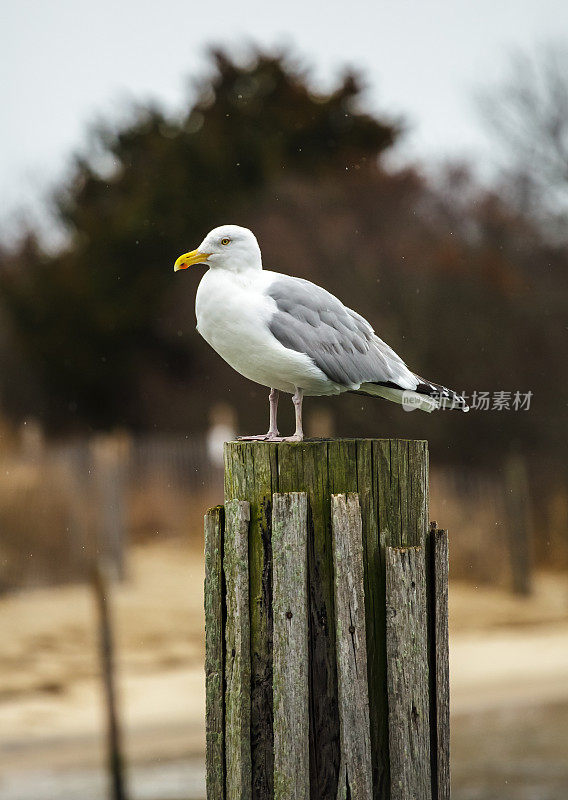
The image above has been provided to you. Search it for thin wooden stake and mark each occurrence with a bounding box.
[272,492,309,800]
[204,506,225,800]
[386,546,431,800]
[224,499,252,800]
[92,558,127,800]
[331,494,373,800]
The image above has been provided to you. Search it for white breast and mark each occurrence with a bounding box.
[194,269,341,396]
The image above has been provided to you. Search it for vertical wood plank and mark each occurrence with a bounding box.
[374,438,428,798]
[272,492,309,800]
[332,493,373,800]
[366,441,390,800]
[377,440,429,550]
[278,442,342,800]
[429,528,450,800]
[224,442,277,800]
[224,499,252,800]
[204,506,225,800]
[386,546,431,800]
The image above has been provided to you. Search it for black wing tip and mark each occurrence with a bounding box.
[363,378,469,411]
[414,379,469,411]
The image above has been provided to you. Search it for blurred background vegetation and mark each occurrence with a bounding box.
[0,46,566,471]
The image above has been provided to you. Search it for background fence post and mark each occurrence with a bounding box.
[92,433,129,581]
[206,438,448,800]
[504,451,532,596]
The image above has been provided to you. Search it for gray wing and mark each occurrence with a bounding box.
[266,276,417,389]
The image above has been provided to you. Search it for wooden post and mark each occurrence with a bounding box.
[205,438,449,800]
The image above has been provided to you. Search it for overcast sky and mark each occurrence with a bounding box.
[2,0,568,237]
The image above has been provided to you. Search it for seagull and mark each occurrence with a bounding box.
[174,225,468,442]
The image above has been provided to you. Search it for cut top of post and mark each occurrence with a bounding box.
[224,438,429,550]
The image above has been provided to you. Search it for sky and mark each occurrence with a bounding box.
[2,0,568,239]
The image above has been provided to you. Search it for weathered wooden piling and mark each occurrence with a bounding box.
[205,438,450,800]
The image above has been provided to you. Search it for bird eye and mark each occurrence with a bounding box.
[221,237,230,245]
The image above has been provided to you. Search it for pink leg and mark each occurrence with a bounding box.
[268,388,279,436]
[237,388,281,441]
[238,388,304,443]
[258,388,304,443]
[288,388,304,442]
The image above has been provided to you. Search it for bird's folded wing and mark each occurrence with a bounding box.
[265,275,417,390]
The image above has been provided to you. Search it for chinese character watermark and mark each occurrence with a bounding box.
[402,389,533,412]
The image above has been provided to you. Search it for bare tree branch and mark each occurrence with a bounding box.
[478,44,568,201]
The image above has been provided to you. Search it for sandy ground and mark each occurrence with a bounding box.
[1,541,568,798]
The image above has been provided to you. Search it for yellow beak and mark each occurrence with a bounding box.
[173,249,211,272]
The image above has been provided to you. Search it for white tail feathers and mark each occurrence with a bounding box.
[357,381,469,413]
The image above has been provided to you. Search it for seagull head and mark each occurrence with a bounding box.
[174,225,262,273]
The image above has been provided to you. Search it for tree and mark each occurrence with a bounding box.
[0,49,398,431]
[479,44,568,231]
